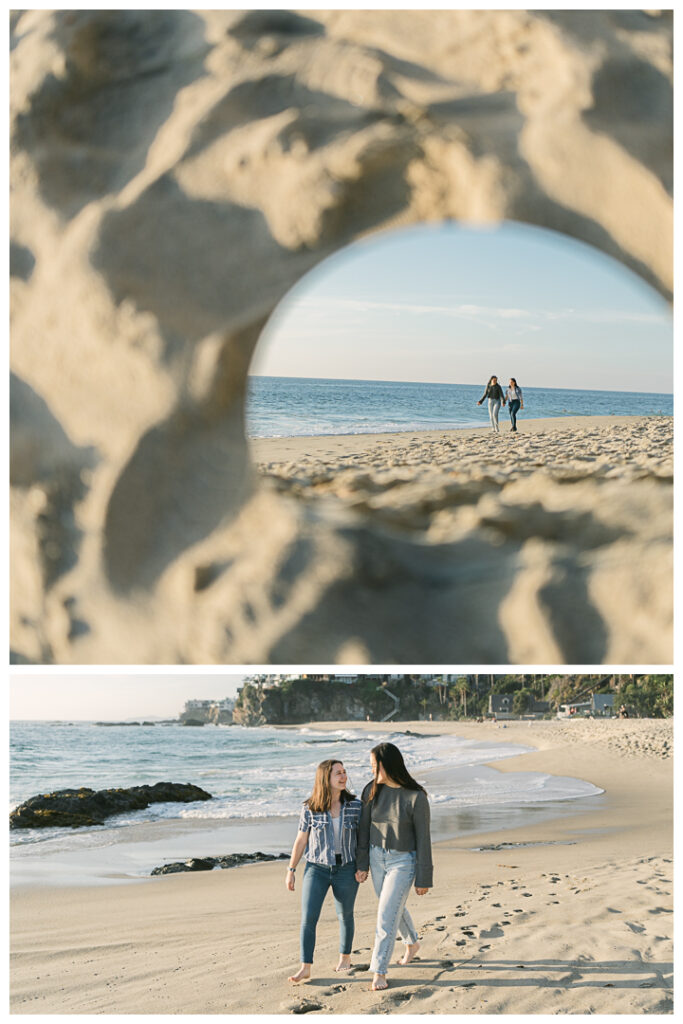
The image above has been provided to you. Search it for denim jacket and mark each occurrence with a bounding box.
[298,797,362,867]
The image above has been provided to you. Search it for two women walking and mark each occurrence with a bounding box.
[286,743,432,991]
[478,376,524,433]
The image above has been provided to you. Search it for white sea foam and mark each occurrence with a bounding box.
[10,723,602,851]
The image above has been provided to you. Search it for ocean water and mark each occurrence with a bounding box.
[10,723,605,885]
[246,376,673,438]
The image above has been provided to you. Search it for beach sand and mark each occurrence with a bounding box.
[248,415,673,663]
[251,414,672,489]
[10,718,672,1014]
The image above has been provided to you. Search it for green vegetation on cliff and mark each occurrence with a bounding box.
[233,674,673,725]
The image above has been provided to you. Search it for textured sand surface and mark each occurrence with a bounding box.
[253,416,673,663]
[10,719,672,1014]
[10,10,672,664]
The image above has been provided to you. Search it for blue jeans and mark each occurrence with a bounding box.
[508,399,521,430]
[300,859,358,964]
[488,398,501,432]
[369,846,419,975]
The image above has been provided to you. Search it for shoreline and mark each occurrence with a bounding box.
[249,413,666,460]
[10,718,672,1014]
[10,722,604,890]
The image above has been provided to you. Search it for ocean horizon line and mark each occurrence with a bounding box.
[248,373,673,397]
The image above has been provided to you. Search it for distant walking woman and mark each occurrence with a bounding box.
[286,760,362,983]
[355,743,433,991]
[505,378,524,432]
[477,375,506,433]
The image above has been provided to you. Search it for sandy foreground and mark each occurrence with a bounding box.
[250,415,673,664]
[10,718,672,1015]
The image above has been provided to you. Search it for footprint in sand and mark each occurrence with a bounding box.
[479,924,504,939]
[386,991,411,1005]
[281,999,327,1015]
[625,922,646,933]
[410,987,437,1000]
[648,907,673,915]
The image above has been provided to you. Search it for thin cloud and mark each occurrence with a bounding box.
[282,295,669,327]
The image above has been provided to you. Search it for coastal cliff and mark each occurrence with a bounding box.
[231,674,672,726]
[232,677,448,726]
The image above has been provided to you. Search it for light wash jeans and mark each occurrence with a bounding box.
[488,398,501,432]
[369,846,419,975]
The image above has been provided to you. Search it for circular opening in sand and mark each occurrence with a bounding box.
[246,222,671,444]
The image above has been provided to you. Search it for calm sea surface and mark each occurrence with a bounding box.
[10,723,605,885]
[246,376,672,438]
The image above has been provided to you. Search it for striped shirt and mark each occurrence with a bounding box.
[298,797,362,867]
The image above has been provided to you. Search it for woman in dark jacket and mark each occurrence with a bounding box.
[355,743,433,991]
[477,375,506,433]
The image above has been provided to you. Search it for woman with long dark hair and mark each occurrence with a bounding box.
[286,760,362,983]
[477,374,506,433]
[355,742,433,991]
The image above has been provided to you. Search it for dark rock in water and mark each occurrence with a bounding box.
[151,851,288,875]
[10,782,212,829]
[182,719,205,727]
[95,721,141,726]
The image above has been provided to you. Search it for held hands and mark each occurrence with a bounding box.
[415,887,429,896]
[355,870,369,883]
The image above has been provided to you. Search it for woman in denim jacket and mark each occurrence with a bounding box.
[286,759,362,983]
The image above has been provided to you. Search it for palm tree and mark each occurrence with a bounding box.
[454,678,469,717]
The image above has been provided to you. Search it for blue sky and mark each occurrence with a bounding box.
[251,223,672,393]
[10,675,246,720]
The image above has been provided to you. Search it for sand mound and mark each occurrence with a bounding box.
[9,11,672,664]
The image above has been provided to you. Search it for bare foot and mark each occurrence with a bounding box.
[288,965,312,984]
[397,940,421,965]
[371,973,388,991]
[335,955,352,972]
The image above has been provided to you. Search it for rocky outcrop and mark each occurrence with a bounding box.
[178,707,233,726]
[233,677,448,725]
[9,10,672,664]
[10,782,212,829]
[151,851,288,875]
